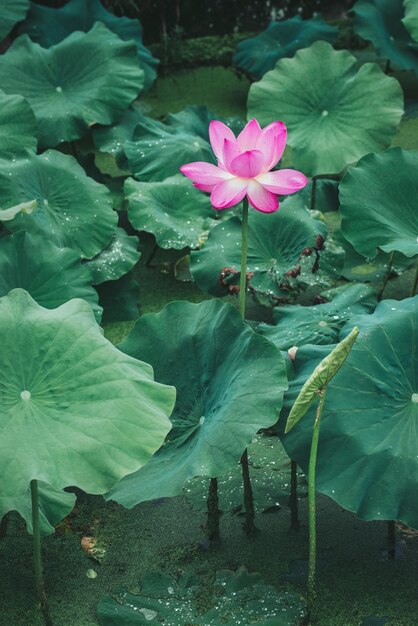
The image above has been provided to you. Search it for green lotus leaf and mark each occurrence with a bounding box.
[0,482,75,537]
[97,567,306,625]
[0,150,117,259]
[18,0,158,91]
[84,228,140,285]
[0,91,37,158]
[259,283,376,351]
[107,299,287,508]
[353,0,418,72]
[190,200,328,304]
[233,15,338,80]
[247,41,404,176]
[0,23,144,147]
[0,0,29,40]
[123,106,244,182]
[281,295,418,527]
[324,211,414,282]
[340,148,418,259]
[403,0,418,41]
[124,121,214,182]
[97,271,140,324]
[92,104,146,167]
[0,231,102,321]
[285,326,359,433]
[0,289,175,499]
[125,175,216,249]
[185,434,306,515]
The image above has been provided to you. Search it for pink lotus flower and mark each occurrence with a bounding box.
[180,118,308,213]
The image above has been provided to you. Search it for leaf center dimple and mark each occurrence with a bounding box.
[20,390,31,401]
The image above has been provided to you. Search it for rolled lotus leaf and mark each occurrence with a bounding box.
[0,150,117,259]
[403,0,418,41]
[125,175,216,249]
[0,482,76,537]
[97,568,306,625]
[0,230,102,321]
[0,23,144,147]
[0,289,175,499]
[84,228,140,285]
[259,283,376,351]
[340,148,418,258]
[233,15,338,80]
[190,200,328,304]
[18,0,158,91]
[0,200,36,222]
[248,41,404,176]
[281,296,418,527]
[0,0,29,40]
[107,299,287,507]
[353,0,418,72]
[285,326,359,433]
[0,91,37,158]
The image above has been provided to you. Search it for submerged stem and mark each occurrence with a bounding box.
[240,449,258,536]
[289,460,300,532]
[378,251,394,301]
[307,390,327,616]
[239,196,249,319]
[31,480,50,623]
[409,263,418,298]
[206,477,221,542]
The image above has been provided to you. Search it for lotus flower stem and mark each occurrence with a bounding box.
[385,60,391,74]
[307,389,326,615]
[30,479,49,620]
[310,177,317,212]
[239,196,249,318]
[409,263,418,298]
[206,477,221,542]
[289,460,300,531]
[378,251,394,301]
[145,242,159,268]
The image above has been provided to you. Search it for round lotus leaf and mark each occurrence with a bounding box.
[0,150,117,259]
[124,121,214,182]
[281,295,418,527]
[247,41,404,176]
[233,15,338,80]
[18,0,158,91]
[353,0,418,72]
[92,104,146,166]
[190,200,327,303]
[0,230,102,321]
[125,175,216,249]
[0,23,144,148]
[107,299,287,508]
[97,567,306,625]
[259,283,376,350]
[84,228,140,285]
[0,90,37,158]
[340,148,418,259]
[403,0,418,41]
[0,0,29,40]
[0,482,76,537]
[0,289,175,499]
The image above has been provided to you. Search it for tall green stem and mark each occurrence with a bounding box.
[206,477,221,542]
[238,197,257,536]
[239,196,249,319]
[289,460,300,532]
[410,263,418,298]
[378,251,394,302]
[307,390,326,616]
[31,479,50,623]
[310,177,317,212]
